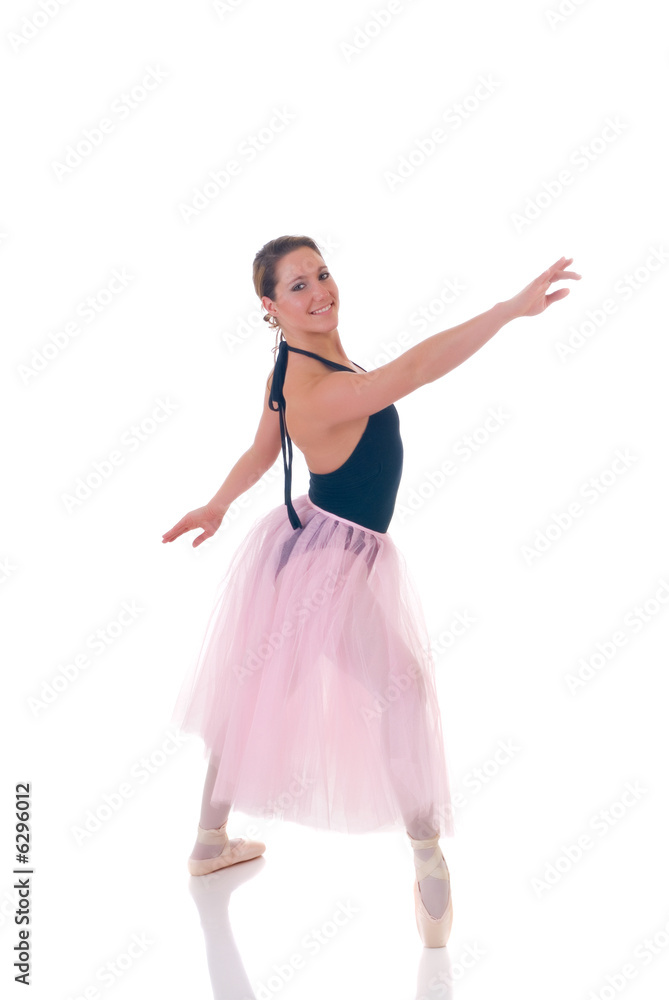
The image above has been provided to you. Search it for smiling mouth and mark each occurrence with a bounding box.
[311,302,334,315]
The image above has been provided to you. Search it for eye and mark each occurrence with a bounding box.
[291,271,331,292]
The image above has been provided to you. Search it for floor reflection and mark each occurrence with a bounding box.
[188,856,267,999]
[416,946,454,999]
[188,859,454,1000]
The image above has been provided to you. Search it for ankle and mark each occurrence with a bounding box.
[199,817,228,832]
[196,821,229,845]
[190,820,229,861]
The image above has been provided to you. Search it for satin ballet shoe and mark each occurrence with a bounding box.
[188,820,266,877]
[408,832,453,948]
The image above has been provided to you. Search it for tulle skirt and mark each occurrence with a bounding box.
[171,493,454,838]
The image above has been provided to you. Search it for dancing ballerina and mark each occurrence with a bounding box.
[163,235,580,947]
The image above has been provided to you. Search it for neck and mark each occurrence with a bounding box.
[283,332,349,364]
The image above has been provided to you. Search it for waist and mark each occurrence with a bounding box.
[303,495,390,538]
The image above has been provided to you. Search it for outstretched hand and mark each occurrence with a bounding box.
[503,256,581,320]
[162,504,227,548]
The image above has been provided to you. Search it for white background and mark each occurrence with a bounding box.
[2,0,668,997]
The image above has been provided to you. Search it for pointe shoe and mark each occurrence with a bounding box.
[188,820,266,877]
[408,832,453,948]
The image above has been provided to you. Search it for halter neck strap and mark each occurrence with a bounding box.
[268,340,366,529]
[283,344,360,372]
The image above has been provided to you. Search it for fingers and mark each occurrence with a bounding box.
[546,257,581,282]
[162,516,190,543]
[537,258,564,284]
[162,525,183,542]
[551,267,581,283]
[545,287,570,305]
[542,256,566,277]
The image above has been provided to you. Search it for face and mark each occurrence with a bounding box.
[262,247,339,339]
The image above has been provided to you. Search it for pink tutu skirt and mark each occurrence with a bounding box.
[171,493,454,838]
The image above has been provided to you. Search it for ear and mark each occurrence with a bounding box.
[261,295,275,316]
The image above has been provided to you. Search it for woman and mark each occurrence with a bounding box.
[163,235,580,947]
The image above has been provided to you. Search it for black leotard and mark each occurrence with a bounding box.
[268,340,403,532]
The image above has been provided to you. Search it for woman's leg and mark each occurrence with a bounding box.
[358,589,451,920]
[388,735,451,920]
[189,755,233,861]
[407,825,450,919]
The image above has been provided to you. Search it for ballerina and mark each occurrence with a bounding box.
[163,235,580,947]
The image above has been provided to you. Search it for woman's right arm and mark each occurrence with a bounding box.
[296,255,580,425]
[162,369,281,547]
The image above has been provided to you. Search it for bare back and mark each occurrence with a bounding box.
[278,356,371,475]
